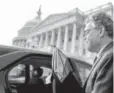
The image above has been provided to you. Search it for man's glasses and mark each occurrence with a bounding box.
[83,27,99,40]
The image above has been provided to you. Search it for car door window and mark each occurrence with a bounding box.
[6,55,52,93]
[8,64,26,84]
[40,67,52,84]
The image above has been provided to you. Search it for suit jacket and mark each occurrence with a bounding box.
[84,42,113,93]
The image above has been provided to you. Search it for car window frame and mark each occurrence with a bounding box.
[5,54,52,92]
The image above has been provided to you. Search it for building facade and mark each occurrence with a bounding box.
[12,3,113,84]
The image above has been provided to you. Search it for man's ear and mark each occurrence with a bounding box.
[99,26,105,37]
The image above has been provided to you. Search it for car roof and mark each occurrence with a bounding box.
[0,45,51,56]
[0,45,52,71]
[0,45,92,72]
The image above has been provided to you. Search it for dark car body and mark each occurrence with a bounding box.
[0,45,92,93]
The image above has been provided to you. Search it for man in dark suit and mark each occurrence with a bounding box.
[83,12,113,93]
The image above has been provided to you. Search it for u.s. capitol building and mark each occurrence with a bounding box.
[13,3,113,62]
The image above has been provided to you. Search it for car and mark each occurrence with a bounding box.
[0,45,92,93]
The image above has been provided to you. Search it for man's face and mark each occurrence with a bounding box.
[84,21,101,52]
[33,70,38,77]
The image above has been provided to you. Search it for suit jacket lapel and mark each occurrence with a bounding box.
[83,41,113,89]
[83,54,102,89]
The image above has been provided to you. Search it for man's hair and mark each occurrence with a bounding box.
[92,12,113,38]
[36,67,43,77]
[34,67,43,77]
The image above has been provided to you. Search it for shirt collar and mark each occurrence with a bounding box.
[97,41,112,58]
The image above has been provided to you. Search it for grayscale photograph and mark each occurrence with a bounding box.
[0,0,113,93]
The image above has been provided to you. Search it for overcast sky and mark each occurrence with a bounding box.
[0,0,113,46]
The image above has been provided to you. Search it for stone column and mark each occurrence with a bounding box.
[39,34,43,48]
[44,32,49,47]
[13,41,15,45]
[50,30,55,46]
[21,40,23,47]
[24,40,26,48]
[17,41,19,46]
[79,27,84,56]
[21,40,22,47]
[37,35,40,45]
[56,27,62,48]
[22,40,24,47]
[19,40,21,47]
[16,41,18,46]
[71,23,77,53]
[33,36,37,48]
[23,40,25,47]
[18,40,20,47]
[13,41,15,46]
[28,38,32,48]
[63,25,69,51]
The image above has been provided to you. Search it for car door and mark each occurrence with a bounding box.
[0,51,52,93]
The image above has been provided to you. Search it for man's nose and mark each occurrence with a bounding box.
[84,34,89,43]
[83,34,88,40]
